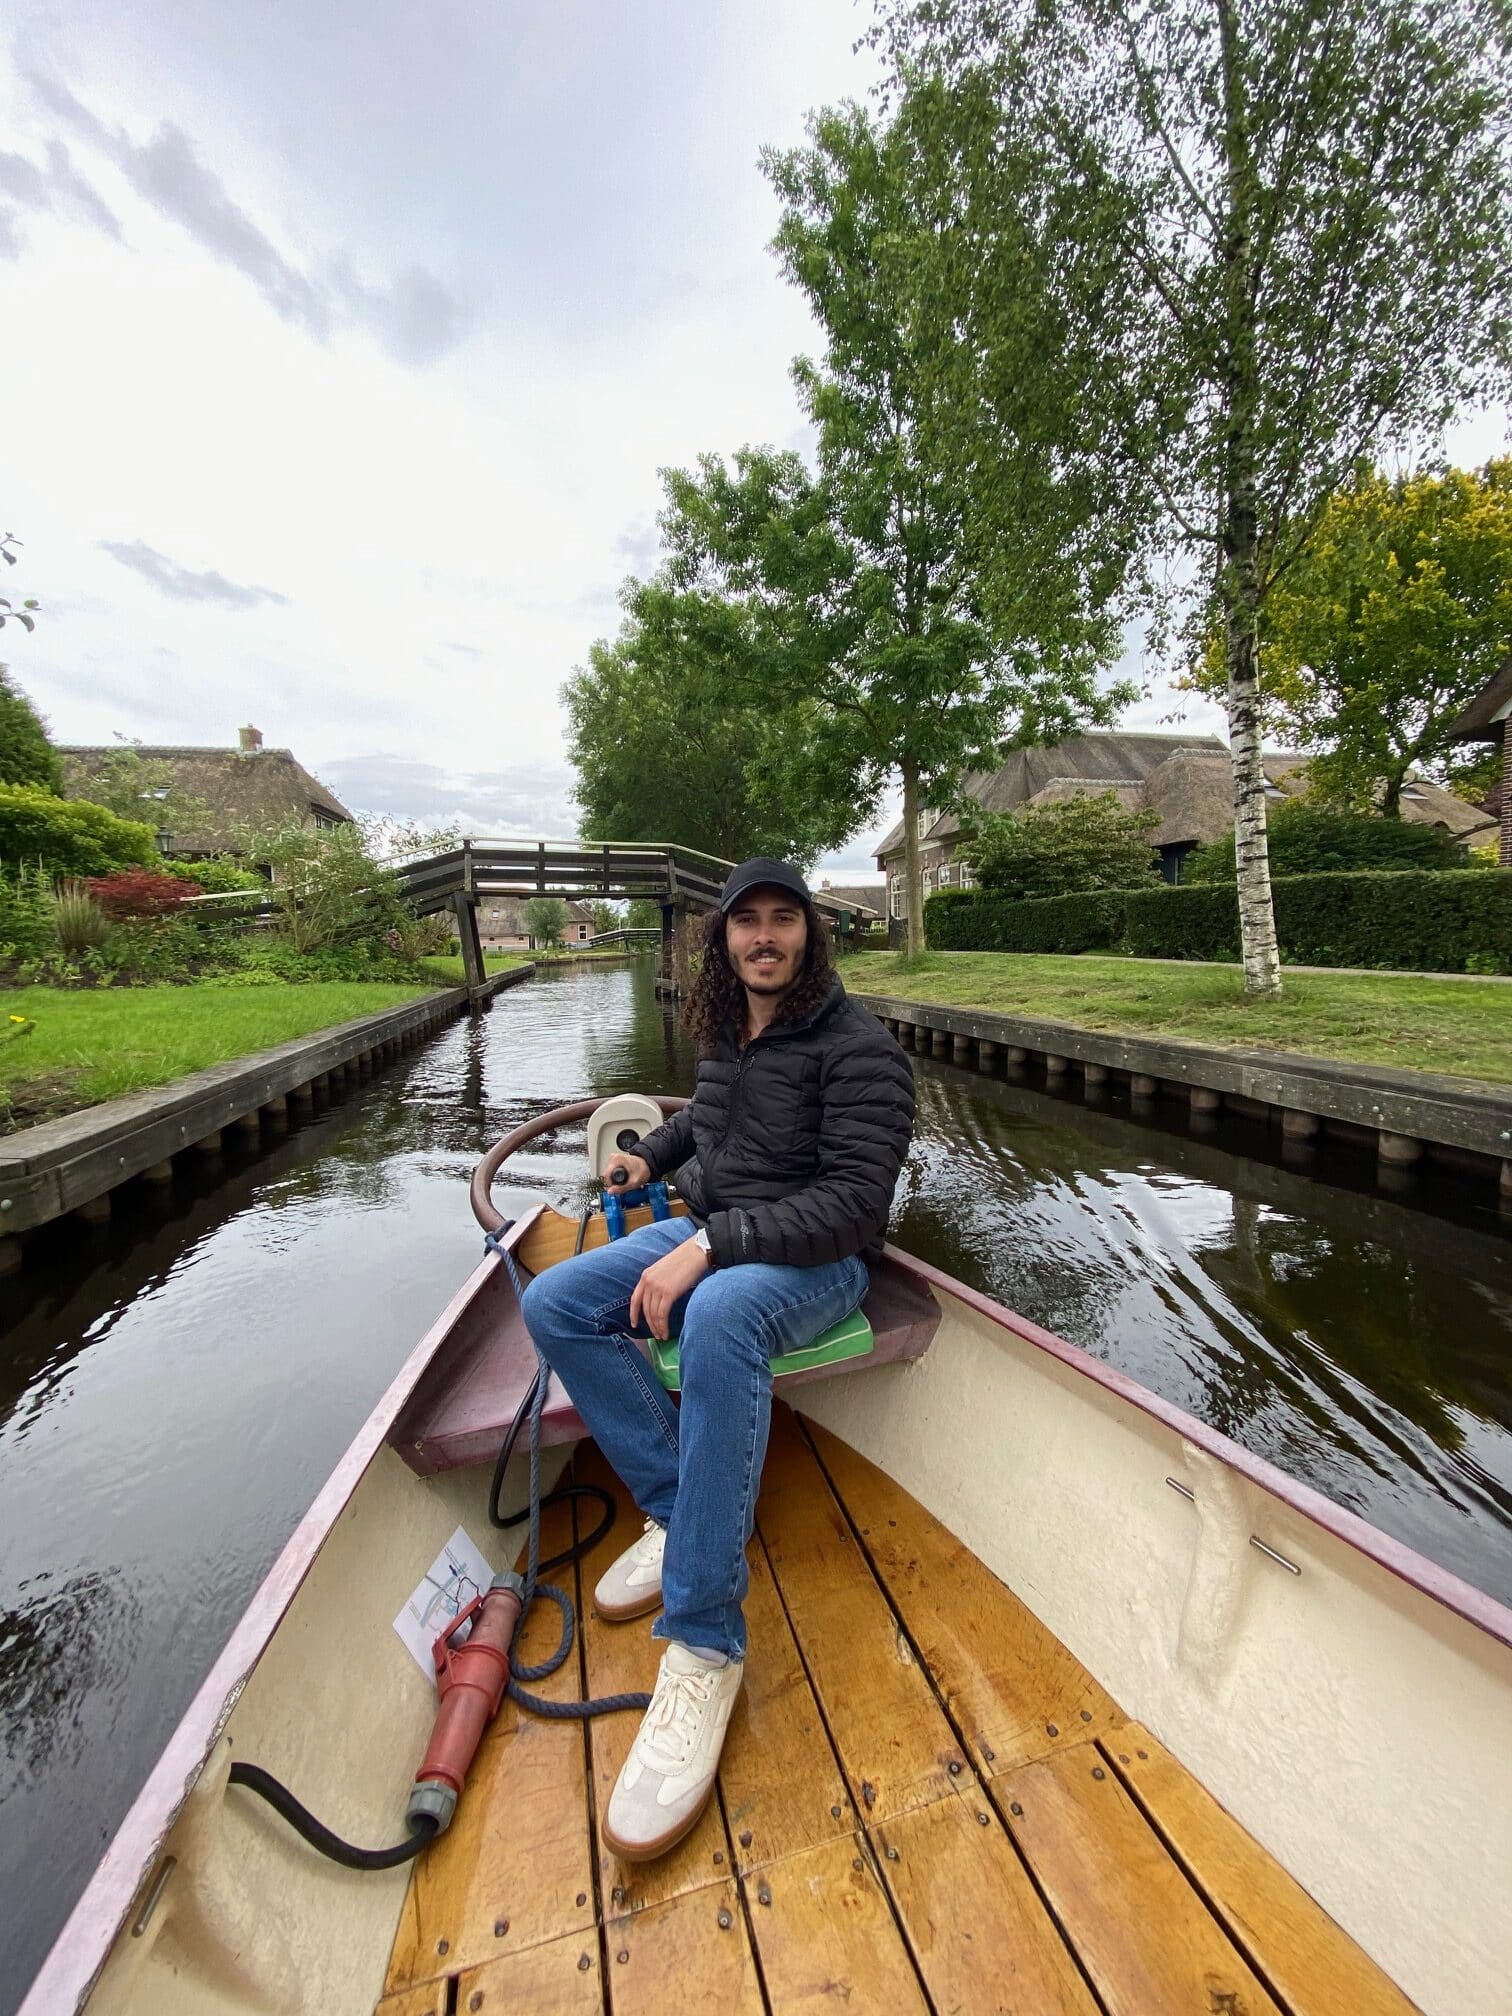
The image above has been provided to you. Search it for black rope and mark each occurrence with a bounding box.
[228,1761,437,1869]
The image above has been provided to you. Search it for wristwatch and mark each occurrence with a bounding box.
[693,1227,716,1267]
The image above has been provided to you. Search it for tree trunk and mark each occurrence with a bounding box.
[1219,0,1281,998]
[1380,766,1404,817]
[901,761,924,957]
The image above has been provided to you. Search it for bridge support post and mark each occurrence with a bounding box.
[658,903,677,995]
[451,891,486,993]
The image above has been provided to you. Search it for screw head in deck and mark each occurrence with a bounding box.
[437,1938,449,1955]
[493,1919,508,1937]
[1092,1767,1105,1780]
[576,1892,587,1907]
[1010,1801,1023,1816]
[739,1828,753,1847]
[885,1846,899,1861]
[1046,1723,1059,1737]
[830,1803,842,1817]
[1080,1709,1092,1722]
[578,1955,592,1972]
[469,1994,483,2012]
[947,1760,961,1776]
[757,1882,772,1906]
[977,1811,990,1825]
[718,1909,733,1930]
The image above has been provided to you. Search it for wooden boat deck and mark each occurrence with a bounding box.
[376,1402,1417,2016]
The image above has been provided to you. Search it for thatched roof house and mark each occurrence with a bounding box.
[1444,656,1512,865]
[873,728,1498,925]
[58,725,352,862]
[814,879,886,928]
[477,896,594,949]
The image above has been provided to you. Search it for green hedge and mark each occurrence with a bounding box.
[927,871,1512,973]
[1186,804,1464,880]
[0,783,157,877]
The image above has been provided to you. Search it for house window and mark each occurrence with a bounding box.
[889,874,905,920]
[917,807,932,843]
[922,868,934,899]
[312,807,343,831]
[958,860,976,890]
[937,861,952,888]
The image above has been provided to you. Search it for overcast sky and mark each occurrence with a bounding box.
[5,5,1507,878]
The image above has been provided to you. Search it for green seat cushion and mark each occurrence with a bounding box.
[648,1306,874,1393]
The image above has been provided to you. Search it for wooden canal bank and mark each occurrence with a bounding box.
[854,990,1512,1208]
[0,965,534,1273]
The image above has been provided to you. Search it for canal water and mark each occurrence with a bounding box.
[2,959,1510,2004]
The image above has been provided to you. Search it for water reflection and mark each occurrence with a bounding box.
[1,959,1509,2009]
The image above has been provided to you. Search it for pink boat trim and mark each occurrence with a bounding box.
[883,1242,1512,1655]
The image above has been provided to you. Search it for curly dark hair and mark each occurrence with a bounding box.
[684,896,835,1053]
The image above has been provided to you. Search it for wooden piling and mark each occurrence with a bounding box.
[1130,1074,1158,1099]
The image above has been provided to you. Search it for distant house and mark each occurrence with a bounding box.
[57,725,352,869]
[814,879,887,933]
[477,896,594,949]
[874,729,1498,926]
[1444,655,1512,866]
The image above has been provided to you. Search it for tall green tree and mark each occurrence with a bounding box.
[661,98,1136,953]
[882,0,1512,991]
[564,576,861,869]
[1186,461,1512,814]
[0,668,63,792]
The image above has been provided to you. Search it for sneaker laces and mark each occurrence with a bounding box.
[636,1662,715,1772]
[630,1516,665,1564]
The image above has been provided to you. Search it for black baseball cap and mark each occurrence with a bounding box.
[718,856,811,914]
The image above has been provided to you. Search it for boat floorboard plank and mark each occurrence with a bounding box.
[382,1502,597,1996]
[573,1440,736,1922]
[450,1924,607,2013]
[802,1415,1127,1776]
[716,1526,856,1875]
[755,1404,967,1825]
[373,1982,447,2016]
[874,1790,1102,2015]
[743,1832,930,2015]
[997,1746,1286,2016]
[1105,1724,1423,2016]
[598,1875,765,2015]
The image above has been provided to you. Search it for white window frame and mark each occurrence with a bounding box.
[958,859,976,890]
[917,806,932,842]
[937,861,953,888]
[922,868,934,899]
[889,873,905,920]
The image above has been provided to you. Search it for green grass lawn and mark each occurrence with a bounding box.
[0,982,439,1130]
[416,950,536,986]
[841,951,1512,1085]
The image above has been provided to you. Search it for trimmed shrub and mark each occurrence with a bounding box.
[1186,803,1464,881]
[927,871,1512,973]
[0,784,156,876]
[927,886,1127,953]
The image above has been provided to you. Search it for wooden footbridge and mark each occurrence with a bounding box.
[393,840,861,991]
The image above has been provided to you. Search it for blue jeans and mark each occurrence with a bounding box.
[519,1217,869,1661]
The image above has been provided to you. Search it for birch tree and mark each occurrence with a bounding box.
[881,0,1512,991]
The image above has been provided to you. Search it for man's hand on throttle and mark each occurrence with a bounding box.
[605,1151,652,1191]
[630,1234,710,1340]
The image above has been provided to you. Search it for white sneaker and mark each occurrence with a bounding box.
[602,1641,744,1861]
[592,1515,667,1622]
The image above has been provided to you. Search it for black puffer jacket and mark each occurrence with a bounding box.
[632,976,916,1271]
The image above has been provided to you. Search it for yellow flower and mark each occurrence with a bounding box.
[8,1015,25,1024]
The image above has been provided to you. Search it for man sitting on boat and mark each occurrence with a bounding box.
[520,856,916,1862]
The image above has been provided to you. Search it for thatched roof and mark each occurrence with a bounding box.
[1444,656,1512,742]
[814,879,885,920]
[58,739,352,856]
[1139,750,1237,848]
[1025,777,1146,814]
[873,730,1227,863]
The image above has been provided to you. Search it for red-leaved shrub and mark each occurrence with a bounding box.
[84,869,202,919]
